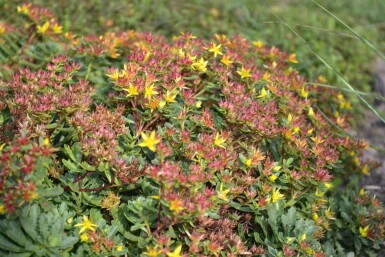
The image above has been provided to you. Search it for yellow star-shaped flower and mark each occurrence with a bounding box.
[164,90,178,103]
[253,40,264,48]
[214,133,226,148]
[169,199,184,214]
[220,55,233,66]
[123,83,139,97]
[144,84,159,99]
[271,189,284,203]
[166,245,182,257]
[257,87,268,99]
[74,215,98,234]
[138,131,160,152]
[359,226,369,238]
[191,58,208,72]
[143,245,162,257]
[207,43,223,57]
[52,23,63,34]
[37,21,50,35]
[237,67,251,79]
[80,233,89,242]
[287,53,298,64]
[218,183,230,201]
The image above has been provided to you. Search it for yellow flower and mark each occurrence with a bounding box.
[273,165,281,172]
[262,72,271,82]
[325,207,335,220]
[207,43,223,57]
[359,188,365,196]
[287,53,298,63]
[0,204,5,214]
[37,21,50,35]
[324,183,332,190]
[169,199,184,214]
[164,90,178,103]
[158,100,166,109]
[0,24,5,35]
[116,245,124,252]
[315,188,324,197]
[146,98,160,113]
[52,23,63,34]
[166,245,182,257]
[245,158,252,167]
[220,55,233,66]
[308,107,315,118]
[80,233,89,242]
[318,75,327,83]
[218,183,230,201]
[107,69,124,81]
[214,133,226,148]
[74,215,98,234]
[269,174,278,182]
[257,87,268,98]
[359,226,369,238]
[312,213,319,222]
[252,40,264,48]
[144,84,159,99]
[271,189,284,203]
[361,164,370,175]
[138,131,160,152]
[17,4,31,15]
[43,137,50,146]
[287,114,292,123]
[237,67,251,79]
[123,83,139,97]
[300,86,308,98]
[191,58,208,72]
[143,245,162,257]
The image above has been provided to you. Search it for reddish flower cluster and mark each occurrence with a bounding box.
[0,134,53,214]
[69,105,127,164]
[2,56,92,139]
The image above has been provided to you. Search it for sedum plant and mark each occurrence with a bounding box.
[0,203,77,257]
[0,2,384,257]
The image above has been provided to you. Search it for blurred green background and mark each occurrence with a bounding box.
[1,0,385,99]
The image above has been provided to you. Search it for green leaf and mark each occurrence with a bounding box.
[123,231,142,242]
[4,221,30,248]
[104,168,112,183]
[80,162,96,171]
[82,193,102,207]
[20,205,39,240]
[63,145,77,163]
[57,237,78,250]
[0,234,23,252]
[2,253,32,257]
[62,159,80,172]
[37,186,64,197]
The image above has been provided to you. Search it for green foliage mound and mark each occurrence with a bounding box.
[0,3,384,257]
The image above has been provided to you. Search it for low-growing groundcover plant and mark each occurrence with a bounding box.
[0,3,385,257]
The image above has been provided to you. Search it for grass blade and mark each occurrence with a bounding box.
[311,0,385,61]
[306,82,385,102]
[272,13,385,124]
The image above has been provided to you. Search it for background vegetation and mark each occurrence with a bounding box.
[2,0,385,98]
